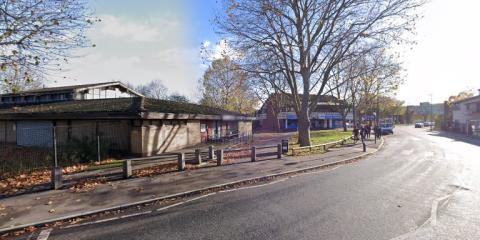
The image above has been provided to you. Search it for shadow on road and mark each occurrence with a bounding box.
[427,131,480,147]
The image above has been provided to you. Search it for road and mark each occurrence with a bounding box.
[29,126,480,240]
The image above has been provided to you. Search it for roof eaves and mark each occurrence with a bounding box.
[453,95,480,104]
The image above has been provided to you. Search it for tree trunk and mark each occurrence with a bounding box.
[342,115,347,132]
[298,95,311,147]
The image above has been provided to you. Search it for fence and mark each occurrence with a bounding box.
[0,122,130,178]
[0,121,255,179]
[204,131,254,145]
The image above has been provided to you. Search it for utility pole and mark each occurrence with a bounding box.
[430,94,433,132]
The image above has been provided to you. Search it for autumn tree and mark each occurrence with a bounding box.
[217,0,423,146]
[0,0,95,93]
[200,57,258,114]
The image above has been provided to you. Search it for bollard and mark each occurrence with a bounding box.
[123,160,132,179]
[363,142,366,152]
[251,146,256,162]
[208,145,215,160]
[323,144,327,152]
[195,149,202,165]
[178,153,185,171]
[281,139,289,153]
[216,149,223,166]
[51,166,63,190]
[277,144,282,159]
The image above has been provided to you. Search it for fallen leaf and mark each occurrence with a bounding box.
[48,209,55,213]
[46,201,53,205]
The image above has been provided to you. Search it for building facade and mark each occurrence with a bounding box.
[0,82,254,157]
[256,94,352,132]
[451,91,480,137]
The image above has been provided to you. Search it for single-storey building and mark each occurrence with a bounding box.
[0,82,254,157]
[256,93,352,132]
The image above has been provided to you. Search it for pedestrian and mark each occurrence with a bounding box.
[366,125,371,139]
[353,125,359,144]
[360,125,366,142]
[374,125,381,140]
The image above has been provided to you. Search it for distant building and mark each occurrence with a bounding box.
[405,102,445,123]
[451,90,480,136]
[256,93,352,132]
[0,82,254,157]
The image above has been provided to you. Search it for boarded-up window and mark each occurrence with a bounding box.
[16,121,53,148]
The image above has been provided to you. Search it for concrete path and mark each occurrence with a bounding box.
[0,139,380,232]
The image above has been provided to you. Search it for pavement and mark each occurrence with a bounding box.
[16,125,480,240]
[0,136,380,234]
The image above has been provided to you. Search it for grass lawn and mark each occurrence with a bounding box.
[289,130,353,155]
[290,130,352,147]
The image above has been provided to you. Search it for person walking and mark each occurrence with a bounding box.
[353,127,358,143]
[374,125,381,140]
[366,125,371,139]
[360,125,366,142]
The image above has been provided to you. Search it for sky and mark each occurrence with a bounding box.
[50,0,480,104]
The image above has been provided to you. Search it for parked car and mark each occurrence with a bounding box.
[415,122,424,128]
[423,121,435,127]
[380,123,394,135]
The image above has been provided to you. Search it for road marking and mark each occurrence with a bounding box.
[36,228,52,240]
[120,211,152,219]
[389,179,469,240]
[156,193,216,212]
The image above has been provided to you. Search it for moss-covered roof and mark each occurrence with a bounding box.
[0,97,251,120]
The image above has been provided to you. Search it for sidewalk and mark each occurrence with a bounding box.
[0,139,381,232]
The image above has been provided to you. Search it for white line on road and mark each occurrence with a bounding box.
[156,193,217,212]
[120,211,152,219]
[36,228,52,240]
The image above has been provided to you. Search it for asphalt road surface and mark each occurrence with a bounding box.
[35,126,480,240]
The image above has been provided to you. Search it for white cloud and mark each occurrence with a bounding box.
[96,14,179,42]
[49,14,203,100]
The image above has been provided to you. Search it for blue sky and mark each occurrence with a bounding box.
[51,0,480,104]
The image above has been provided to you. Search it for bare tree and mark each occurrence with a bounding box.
[168,93,190,103]
[132,79,169,100]
[0,0,96,93]
[217,0,423,146]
